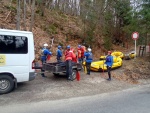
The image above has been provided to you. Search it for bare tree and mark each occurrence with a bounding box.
[16,0,21,30]
[30,0,35,31]
[28,0,31,6]
[5,0,13,21]
[23,0,27,30]
[41,0,45,16]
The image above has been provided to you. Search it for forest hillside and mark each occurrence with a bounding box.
[1,0,143,60]
[0,0,150,83]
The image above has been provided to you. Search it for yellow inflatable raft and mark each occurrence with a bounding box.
[111,51,124,59]
[124,51,136,60]
[129,51,136,59]
[84,56,123,72]
[100,51,124,60]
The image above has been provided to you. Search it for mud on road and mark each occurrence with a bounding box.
[1,67,150,106]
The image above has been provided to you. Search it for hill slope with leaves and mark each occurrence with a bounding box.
[0,1,85,60]
[0,0,150,84]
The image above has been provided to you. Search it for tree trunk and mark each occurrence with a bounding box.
[50,0,55,9]
[30,0,35,32]
[16,0,20,30]
[23,0,27,31]
[40,0,45,16]
[29,0,31,6]
[76,0,80,15]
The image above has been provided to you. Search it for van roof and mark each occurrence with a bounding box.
[0,29,33,34]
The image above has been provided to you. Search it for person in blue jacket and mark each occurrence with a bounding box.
[105,51,113,81]
[56,45,62,62]
[41,43,52,77]
[84,48,93,75]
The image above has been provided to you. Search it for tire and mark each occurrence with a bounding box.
[72,70,76,80]
[0,75,14,94]
[53,73,60,76]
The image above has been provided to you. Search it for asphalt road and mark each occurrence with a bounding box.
[0,84,150,113]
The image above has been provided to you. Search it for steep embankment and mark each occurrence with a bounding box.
[0,1,84,61]
[0,1,150,84]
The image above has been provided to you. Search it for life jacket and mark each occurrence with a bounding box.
[77,48,82,58]
[72,54,77,62]
[81,46,85,58]
[41,48,46,56]
[106,55,111,62]
[56,49,62,58]
[65,50,73,61]
[86,52,93,60]
[41,48,48,61]
[41,48,52,61]
[72,49,77,62]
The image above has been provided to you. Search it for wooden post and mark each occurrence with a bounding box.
[139,45,145,57]
[139,46,141,57]
[149,43,150,53]
[141,46,145,56]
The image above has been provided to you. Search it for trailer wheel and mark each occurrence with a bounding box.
[72,70,76,80]
[53,73,60,76]
[0,75,14,94]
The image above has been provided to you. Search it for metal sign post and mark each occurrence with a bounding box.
[132,32,139,59]
[135,40,136,58]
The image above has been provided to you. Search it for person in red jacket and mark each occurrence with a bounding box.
[65,45,76,80]
[81,45,86,63]
[71,48,77,63]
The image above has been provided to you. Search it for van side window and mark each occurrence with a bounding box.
[0,35,28,54]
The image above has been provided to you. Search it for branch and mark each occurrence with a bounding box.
[4,11,11,21]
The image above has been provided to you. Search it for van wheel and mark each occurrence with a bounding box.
[0,75,14,94]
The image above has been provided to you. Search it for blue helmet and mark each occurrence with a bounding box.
[67,45,70,49]
[78,45,81,48]
[58,45,61,49]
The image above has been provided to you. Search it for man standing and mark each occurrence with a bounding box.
[65,45,76,80]
[84,48,93,75]
[77,45,82,64]
[56,45,62,63]
[105,51,113,81]
[41,43,52,77]
[81,45,86,63]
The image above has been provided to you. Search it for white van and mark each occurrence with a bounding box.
[0,29,36,94]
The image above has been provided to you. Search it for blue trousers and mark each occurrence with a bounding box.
[57,57,62,63]
[41,60,46,77]
[86,62,91,75]
[106,66,111,79]
[66,60,72,79]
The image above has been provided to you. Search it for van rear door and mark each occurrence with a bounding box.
[28,33,35,81]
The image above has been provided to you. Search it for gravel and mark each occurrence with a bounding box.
[1,69,150,106]
[0,56,150,106]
